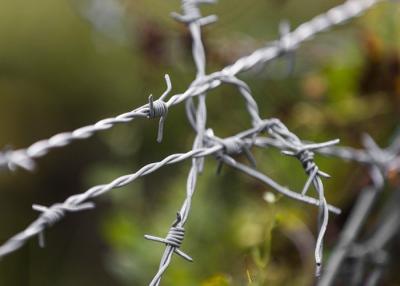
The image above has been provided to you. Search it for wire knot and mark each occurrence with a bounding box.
[266,20,296,76]
[144,213,193,262]
[362,133,395,173]
[33,202,95,248]
[282,148,326,196]
[296,149,316,174]
[0,148,36,172]
[213,136,257,174]
[278,20,294,54]
[221,137,245,155]
[148,97,168,119]
[146,74,172,143]
[164,226,185,248]
[171,0,217,26]
[34,203,66,227]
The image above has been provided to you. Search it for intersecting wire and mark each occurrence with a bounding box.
[0,118,341,255]
[0,0,391,285]
[145,2,215,285]
[253,131,400,284]
[144,0,373,281]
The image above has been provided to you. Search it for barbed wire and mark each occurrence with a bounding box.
[0,0,397,285]
[0,0,380,172]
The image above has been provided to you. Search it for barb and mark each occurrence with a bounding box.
[218,135,257,170]
[267,120,339,276]
[32,202,95,248]
[147,74,172,143]
[145,213,193,262]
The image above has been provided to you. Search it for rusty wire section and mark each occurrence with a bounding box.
[0,0,398,285]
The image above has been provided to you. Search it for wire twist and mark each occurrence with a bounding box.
[171,0,218,26]
[145,74,172,143]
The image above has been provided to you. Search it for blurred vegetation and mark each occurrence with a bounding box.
[0,0,399,285]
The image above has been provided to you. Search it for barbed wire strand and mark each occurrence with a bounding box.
[0,0,382,173]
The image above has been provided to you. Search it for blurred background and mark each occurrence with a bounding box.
[0,0,399,285]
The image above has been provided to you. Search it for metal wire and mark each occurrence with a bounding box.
[0,0,395,285]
